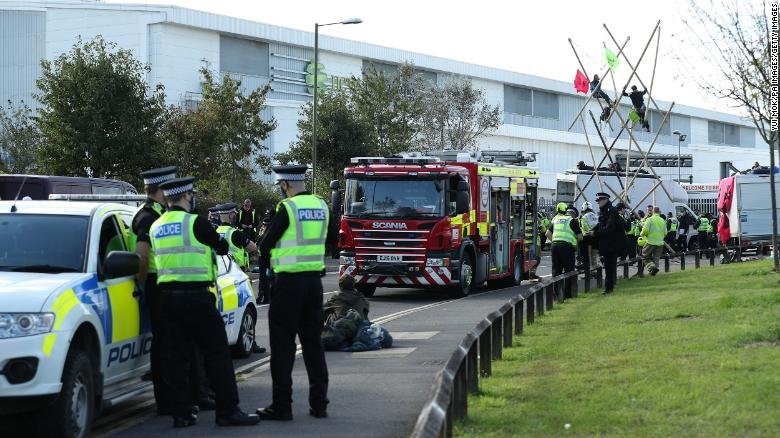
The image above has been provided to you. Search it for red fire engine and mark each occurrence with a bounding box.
[333,150,541,298]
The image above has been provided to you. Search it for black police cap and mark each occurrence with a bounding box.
[159,176,196,197]
[140,166,177,186]
[272,164,308,182]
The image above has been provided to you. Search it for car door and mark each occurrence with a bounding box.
[93,210,148,384]
[214,254,241,343]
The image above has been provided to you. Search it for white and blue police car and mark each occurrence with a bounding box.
[0,200,257,437]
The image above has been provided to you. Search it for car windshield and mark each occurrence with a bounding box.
[344,178,445,218]
[0,214,89,273]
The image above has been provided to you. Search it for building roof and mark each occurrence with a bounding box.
[4,0,755,127]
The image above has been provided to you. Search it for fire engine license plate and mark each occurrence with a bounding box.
[377,255,402,262]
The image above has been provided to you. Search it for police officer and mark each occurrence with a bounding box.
[256,164,336,421]
[150,177,259,428]
[697,212,710,250]
[545,202,583,300]
[214,202,257,271]
[640,206,667,276]
[132,166,177,415]
[590,192,626,295]
[579,201,598,271]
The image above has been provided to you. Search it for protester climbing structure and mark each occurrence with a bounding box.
[568,21,676,210]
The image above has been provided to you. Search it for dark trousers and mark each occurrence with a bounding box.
[268,272,329,412]
[676,234,688,252]
[146,276,209,414]
[664,233,676,252]
[258,260,271,304]
[601,251,618,292]
[551,242,576,299]
[161,288,239,418]
[622,236,638,261]
[593,89,612,105]
[698,231,710,250]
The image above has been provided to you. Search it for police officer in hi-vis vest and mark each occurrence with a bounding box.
[213,202,257,271]
[256,164,336,421]
[150,177,259,428]
[132,166,178,414]
[545,202,583,300]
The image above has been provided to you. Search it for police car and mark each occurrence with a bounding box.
[0,200,257,437]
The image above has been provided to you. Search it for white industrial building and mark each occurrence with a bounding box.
[0,0,773,200]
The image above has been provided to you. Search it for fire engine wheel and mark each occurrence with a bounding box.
[511,252,523,285]
[449,256,474,298]
[356,284,376,297]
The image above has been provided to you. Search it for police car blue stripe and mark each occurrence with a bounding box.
[73,275,113,344]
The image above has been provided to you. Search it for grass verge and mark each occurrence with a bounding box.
[455,260,780,437]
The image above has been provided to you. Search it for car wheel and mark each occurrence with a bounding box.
[449,255,474,298]
[39,349,95,438]
[231,307,256,359]
[355,284,376,297]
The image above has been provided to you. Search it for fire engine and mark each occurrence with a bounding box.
[334,150,541,298]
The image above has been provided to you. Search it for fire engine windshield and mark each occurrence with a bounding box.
[344,178,445,218]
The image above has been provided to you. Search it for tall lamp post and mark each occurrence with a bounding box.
[312,18,362,195]
[673,130,687,182]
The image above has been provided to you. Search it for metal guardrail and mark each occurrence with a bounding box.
[410,245,742,438]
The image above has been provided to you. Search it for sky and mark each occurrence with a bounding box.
[107,0,749,116]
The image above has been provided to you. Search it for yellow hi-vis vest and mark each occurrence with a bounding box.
[270,194,329,273]
[697,217,710,232]
[150,210,216,283]
[641,214,666,246]
[551,214,577,246]
[669,218,679,233]
[127,200,165,274]
[216,225,248,269]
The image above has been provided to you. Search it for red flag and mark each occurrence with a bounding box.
[574,69,589,94]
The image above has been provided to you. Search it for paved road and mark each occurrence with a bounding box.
[94,249,731,437]
[5,249,727,437]
[88,255,554,437]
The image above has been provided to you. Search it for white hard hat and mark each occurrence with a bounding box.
[581,201,592,211]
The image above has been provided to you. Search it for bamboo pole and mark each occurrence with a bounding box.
[600,21,661,125]
[577,123,626,198]
[604,21,663,113]
[589,110,627,194]
[579,114,606,193]
[567,37,630,131]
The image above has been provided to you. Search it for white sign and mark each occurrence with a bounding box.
[480,177,489,209]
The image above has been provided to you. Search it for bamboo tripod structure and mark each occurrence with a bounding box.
[568,21,677,213]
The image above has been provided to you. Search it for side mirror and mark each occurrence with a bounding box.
[104,251,139,279]
[455,180,470,214]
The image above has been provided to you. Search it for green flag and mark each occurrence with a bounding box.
[604,47,619,72]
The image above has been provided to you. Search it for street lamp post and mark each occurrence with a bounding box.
[673,130,687,183]
[312,18,362,195]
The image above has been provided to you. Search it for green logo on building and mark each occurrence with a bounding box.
[305,61,327,94]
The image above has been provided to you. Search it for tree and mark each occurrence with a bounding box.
[676,0,779,270]
[277,88,370,194]
[0,101,42,173]
[417,76,501,152]
[199,67,277,201]
[35,36,166,187]
[162,66,277,202]
[348,63,427,156]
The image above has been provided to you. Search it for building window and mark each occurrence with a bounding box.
[503,85,559,119]
[220,36,269,77]
[533,90,559,119]
[649,110,671,135]
[504,85,532,116]
[708,121,740,146]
